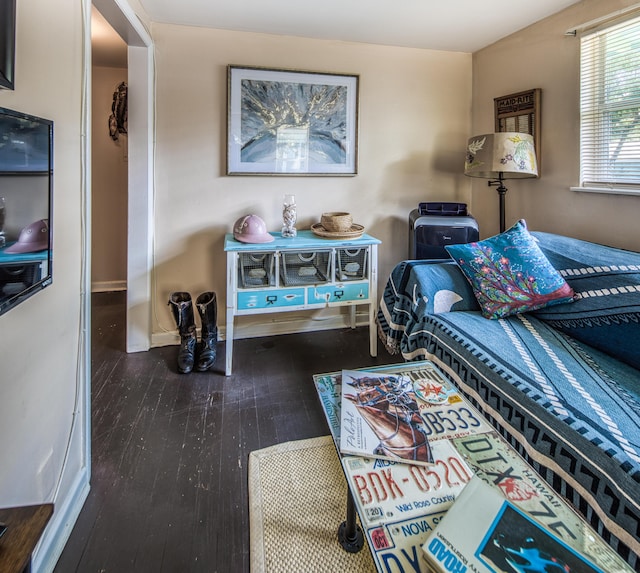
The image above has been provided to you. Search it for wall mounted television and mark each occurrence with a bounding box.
[0,0,16,90]
[0,106,53,316]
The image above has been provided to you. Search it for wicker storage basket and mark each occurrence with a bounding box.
[321,212,353,232]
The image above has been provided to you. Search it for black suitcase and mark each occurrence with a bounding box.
[409,202,479,259]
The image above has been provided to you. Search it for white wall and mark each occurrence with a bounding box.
[471,0,640,250]
[151,24,472,342]
[0,0,89,569]
[92,65,128,291]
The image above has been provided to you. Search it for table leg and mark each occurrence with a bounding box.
[337,489,364,553]
[225,307,234,376]
[369,244,378,357]
[226,250,236,376]
[349,305,356,329]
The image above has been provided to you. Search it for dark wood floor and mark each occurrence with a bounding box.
[55,291,402,572]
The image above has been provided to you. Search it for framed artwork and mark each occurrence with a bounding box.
[0,0,16,90]
[227,65,359,176]
[494,88,541,175]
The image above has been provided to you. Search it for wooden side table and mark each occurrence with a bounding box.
[0,504,53,573]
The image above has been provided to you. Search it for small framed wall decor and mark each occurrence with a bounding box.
[0,0,16,90]
[227,65,359,176]
[495,88,541,174]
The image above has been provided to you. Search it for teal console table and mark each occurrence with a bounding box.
[224,230,381,375]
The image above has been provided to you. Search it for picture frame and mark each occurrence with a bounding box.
[495,88,541,175]
[0,0,16,91]
[227,65,359,176]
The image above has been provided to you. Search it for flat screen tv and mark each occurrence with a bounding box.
[0,106,53,316]
[0,0,16,90]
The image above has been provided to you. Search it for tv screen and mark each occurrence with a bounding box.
[0,106,53,315]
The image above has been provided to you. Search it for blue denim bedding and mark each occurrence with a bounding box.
[377,240,640,567]
[533,232,640,370]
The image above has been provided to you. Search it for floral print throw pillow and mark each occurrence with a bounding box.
[445,220,575,319]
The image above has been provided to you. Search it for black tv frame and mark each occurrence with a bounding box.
[0,106,54,316]
[0,0,16,91]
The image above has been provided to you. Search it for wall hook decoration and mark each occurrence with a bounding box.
[109,81,128,141]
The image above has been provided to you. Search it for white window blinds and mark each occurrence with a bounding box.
[580,15,640,191]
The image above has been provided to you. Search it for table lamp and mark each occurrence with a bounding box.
[464,132,538,233]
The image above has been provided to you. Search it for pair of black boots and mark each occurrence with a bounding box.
[168,291,218,374]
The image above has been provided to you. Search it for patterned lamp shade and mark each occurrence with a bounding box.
[464,132,538,179]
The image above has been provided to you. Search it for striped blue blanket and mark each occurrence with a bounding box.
[376,233,640,567]
[533,232,640,370]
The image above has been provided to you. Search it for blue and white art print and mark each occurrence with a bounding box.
[227,66,358,175]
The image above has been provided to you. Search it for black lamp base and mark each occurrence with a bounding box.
[488,174,508,233]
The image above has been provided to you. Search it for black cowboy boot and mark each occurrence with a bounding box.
[195,291,218,371]
[168,292,197,374]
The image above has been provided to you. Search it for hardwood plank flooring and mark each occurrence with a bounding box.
[54,292,402,572]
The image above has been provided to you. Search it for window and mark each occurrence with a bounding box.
[580,15,640,193]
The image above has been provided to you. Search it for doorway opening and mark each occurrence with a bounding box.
[89,0,153,353]
[91,5,128,297]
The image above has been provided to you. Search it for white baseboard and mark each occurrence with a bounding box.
[151,309,370,348]
[91,280,127,292]
[31,467,90,573]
